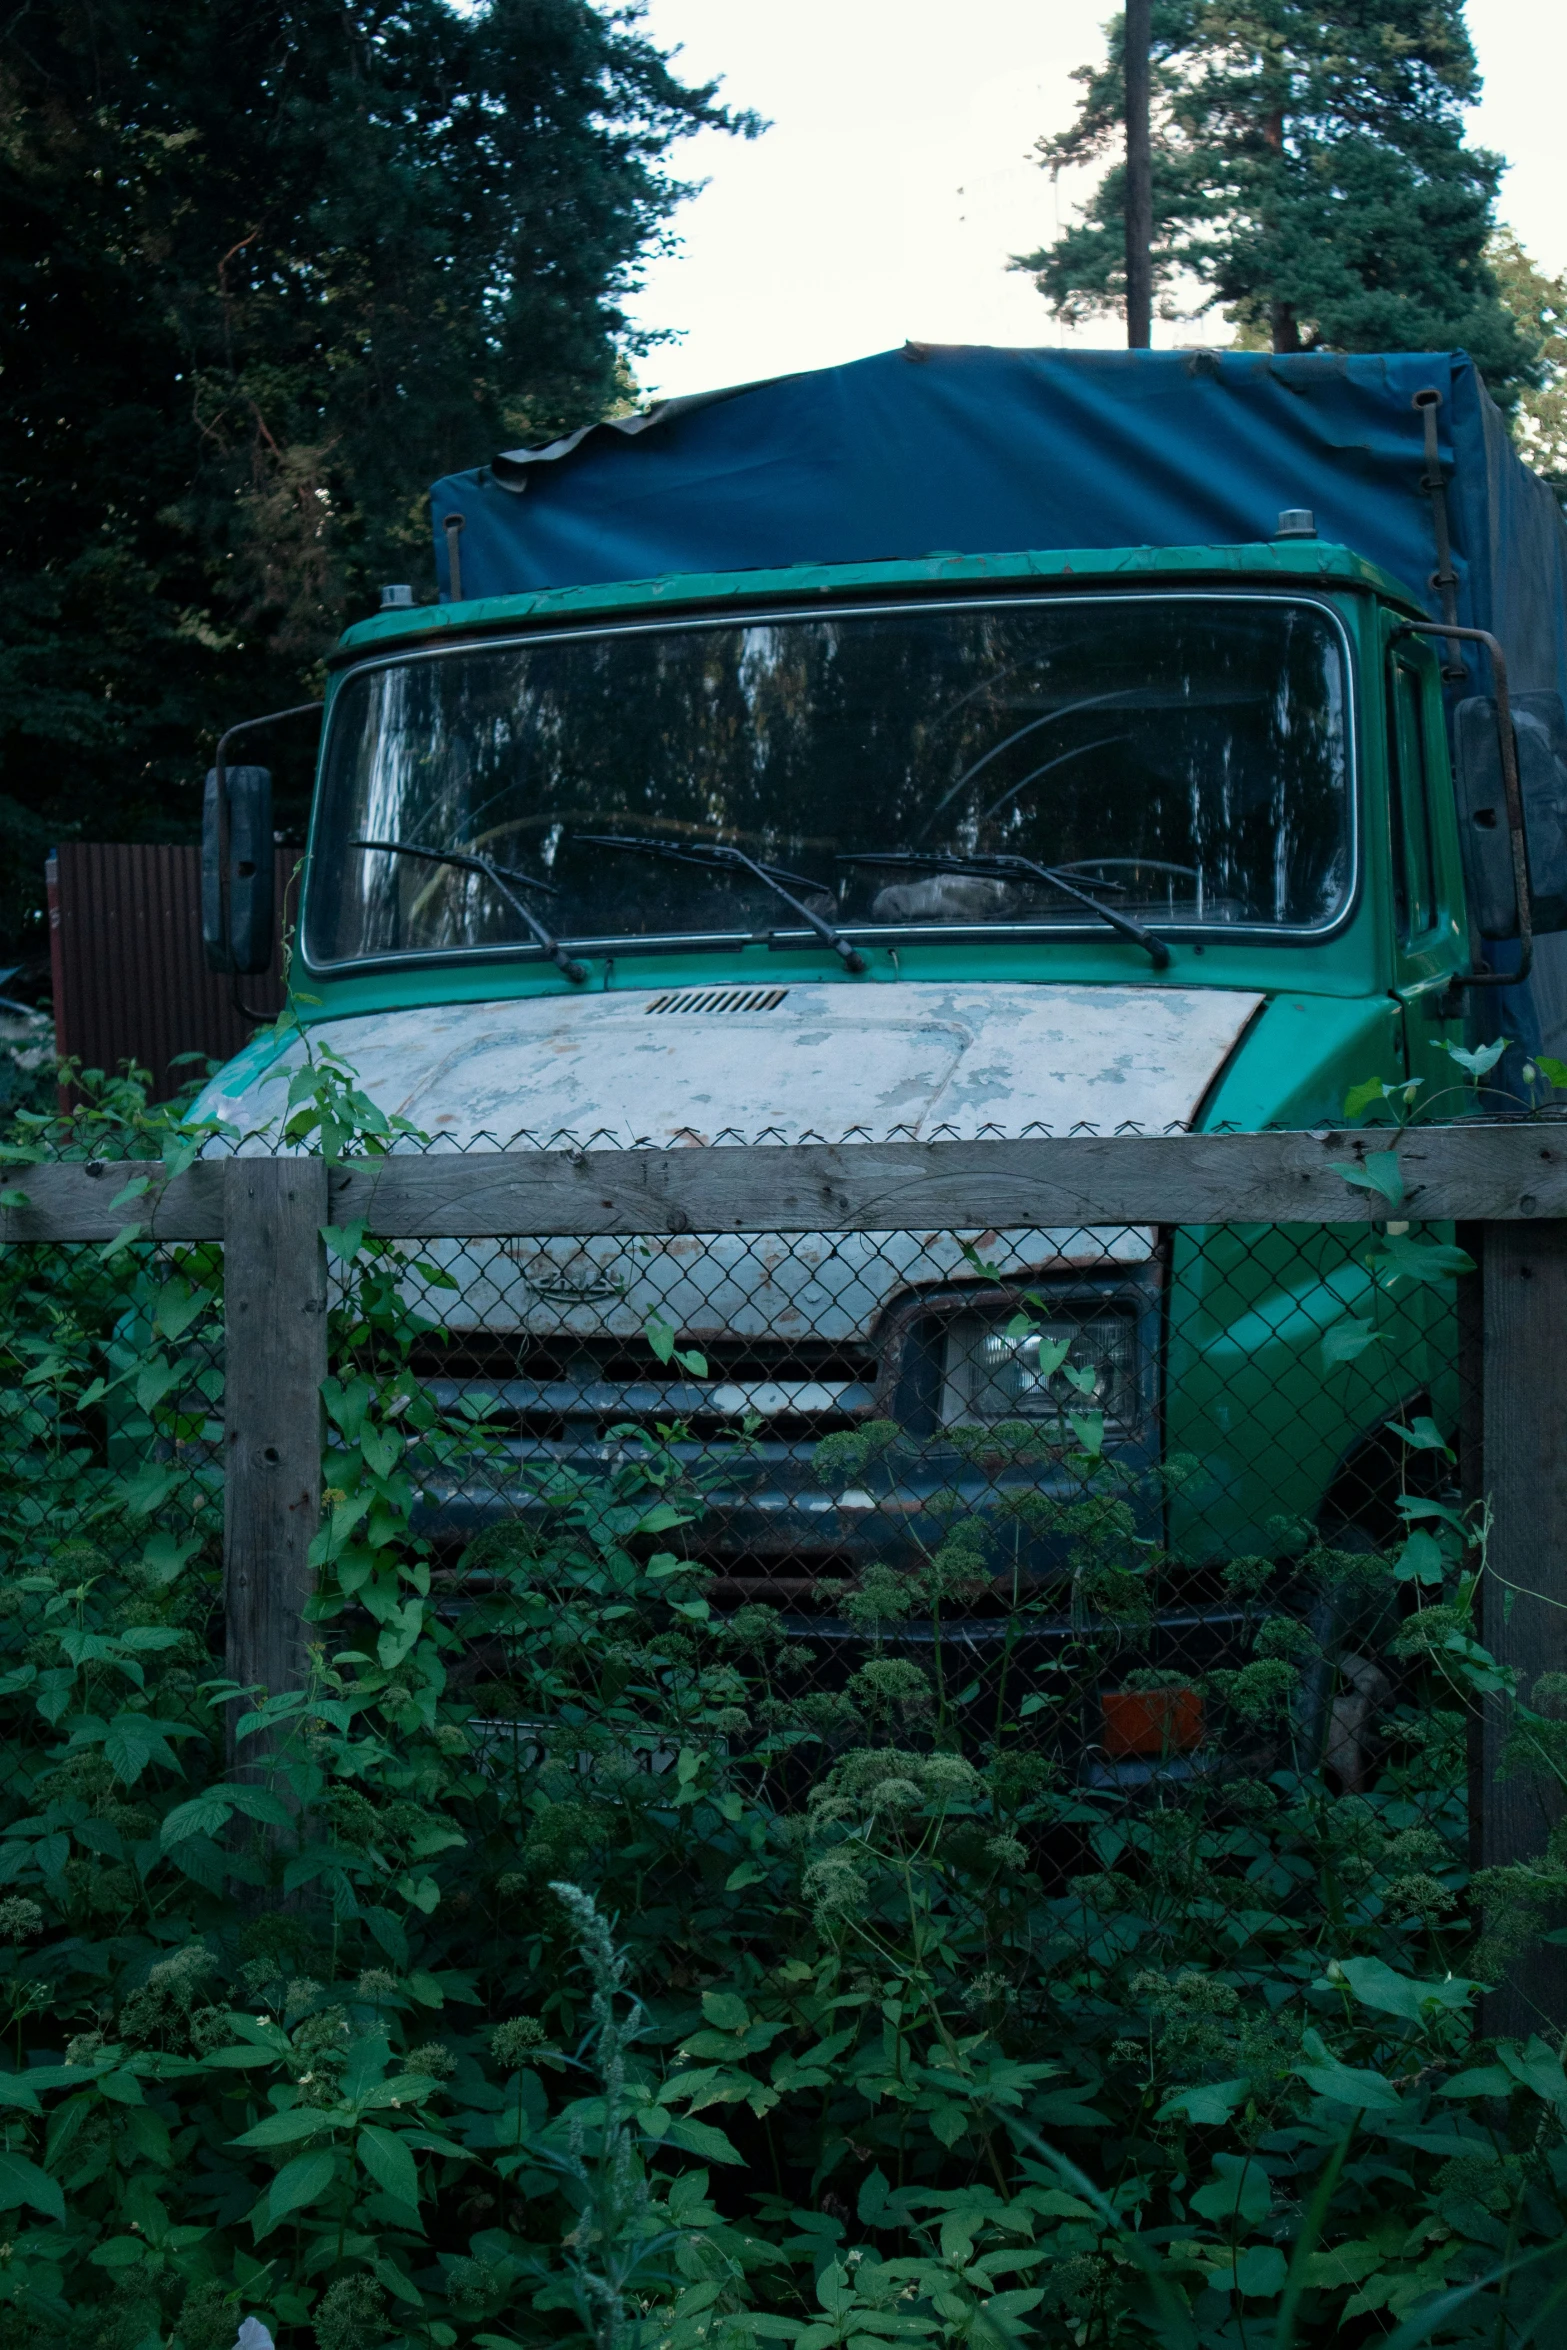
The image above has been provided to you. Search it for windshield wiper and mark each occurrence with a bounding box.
[352,839,588,982]
[839,849,1171,969]
[576,834,868,974]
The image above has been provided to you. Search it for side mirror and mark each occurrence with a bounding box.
[1453,690,1567,938]
[202,763,275,974]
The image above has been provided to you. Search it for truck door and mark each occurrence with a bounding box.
[1383,622,1465,1091]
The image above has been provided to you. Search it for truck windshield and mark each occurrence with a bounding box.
[306,593,1352,967]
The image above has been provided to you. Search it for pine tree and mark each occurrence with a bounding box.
[0,1,755,963]
[1017,0,1537,399]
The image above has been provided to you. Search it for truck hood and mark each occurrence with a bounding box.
[208,979,1263,1148]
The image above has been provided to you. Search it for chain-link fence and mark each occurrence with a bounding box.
[369,1196,1462,1808]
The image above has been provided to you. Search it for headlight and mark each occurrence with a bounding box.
[942,1305,1141,1432]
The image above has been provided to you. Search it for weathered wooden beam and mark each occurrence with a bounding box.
[3,1123,1567,1243]
[0,1159,225,1242]
[1480,1219,1567,2038]
[326,1125,1567,1238]
[222,1157,328,1763]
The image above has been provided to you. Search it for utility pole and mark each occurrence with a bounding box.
[1124,0,1153,349]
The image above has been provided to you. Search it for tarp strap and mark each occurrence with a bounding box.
[1414,385,1465,678]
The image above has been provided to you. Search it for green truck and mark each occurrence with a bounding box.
[195,343,1567,1585]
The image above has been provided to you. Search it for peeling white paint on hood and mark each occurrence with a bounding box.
[207,981,1263,1347]
[205,980,1263,1147]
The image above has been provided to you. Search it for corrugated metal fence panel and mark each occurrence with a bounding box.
[48,844,293,1100]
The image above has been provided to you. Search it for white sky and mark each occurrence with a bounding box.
[624,0,1567,400]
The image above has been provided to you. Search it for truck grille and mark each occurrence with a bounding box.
[409,1333,875,1445]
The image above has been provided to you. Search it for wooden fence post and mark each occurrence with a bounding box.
[1480,1217,1567,2037]
[223,1157,328,1764]
[1456,1224,1485,1878]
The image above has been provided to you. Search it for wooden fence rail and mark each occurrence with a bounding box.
[6,1122,1567,1243]
[3,1124,1564,2032]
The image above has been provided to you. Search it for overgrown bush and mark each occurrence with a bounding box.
[0,1047,1565,2350]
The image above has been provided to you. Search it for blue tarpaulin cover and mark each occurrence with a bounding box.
[429,340,1567,1053]
[430,342,1567,688]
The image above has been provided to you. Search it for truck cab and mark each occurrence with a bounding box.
[196,346,1567,1583]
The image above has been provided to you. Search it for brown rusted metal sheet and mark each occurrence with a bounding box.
[48,843,294,1100]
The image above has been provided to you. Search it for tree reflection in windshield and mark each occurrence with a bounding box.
[305,594,1351,966]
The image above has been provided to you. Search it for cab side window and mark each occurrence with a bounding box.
[1387,655,1438,944]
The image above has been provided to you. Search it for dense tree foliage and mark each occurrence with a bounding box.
[1019,0,1537,395]
[1489,231,1567,486]
[0,1,754,965]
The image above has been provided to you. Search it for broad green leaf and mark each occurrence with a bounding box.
[979,2289,1045,2319]
[266,2148,338,2230]
[140,1530,201,1587]
[1229,2246,1288,2298]
[1387,1415,1453,1457]
[160,1793,234,1848]
[371,2256,426,2309]
[218,2013,291,2051]
[701,1991,751,2033]
[1393,1530,1447,1587]
[1022,2189,1096,2220]
[360,2074,442,2111]
[1295,2054,1402,2112]
[0,2150,65,2221]
[1343,1076,1395,1120]
[816,2261,854,2317]
[133,1355,181,1413]
[1439,1037,1507,1079]
[152,1279,209,1341]
[1322,1316,1380,1367]
[1328,1152,1405,1208]
[357,2123,419,2208]
[1367,1233,1475,1288]
[1299,2241,1383,2288]
[406,1826,464,1867]
[225,1783,293,1827]
[100,1713,180,1785]
[1030,2090,1110,2127]
[1190,2153,1272,2227]
[1496,2037,1567,2105]
[360,1424,403,1480]
[1157,2077,1249,2126]
[1436,2065,1514,2099]
[652,2112,745,2165]
[634,1503,693,1536]
[89,2236,147,2269]
[233,2107,340,2148]
[341,2035,392,2100]
[1323,1957,1478,2023]
[322,1375,376,1444]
